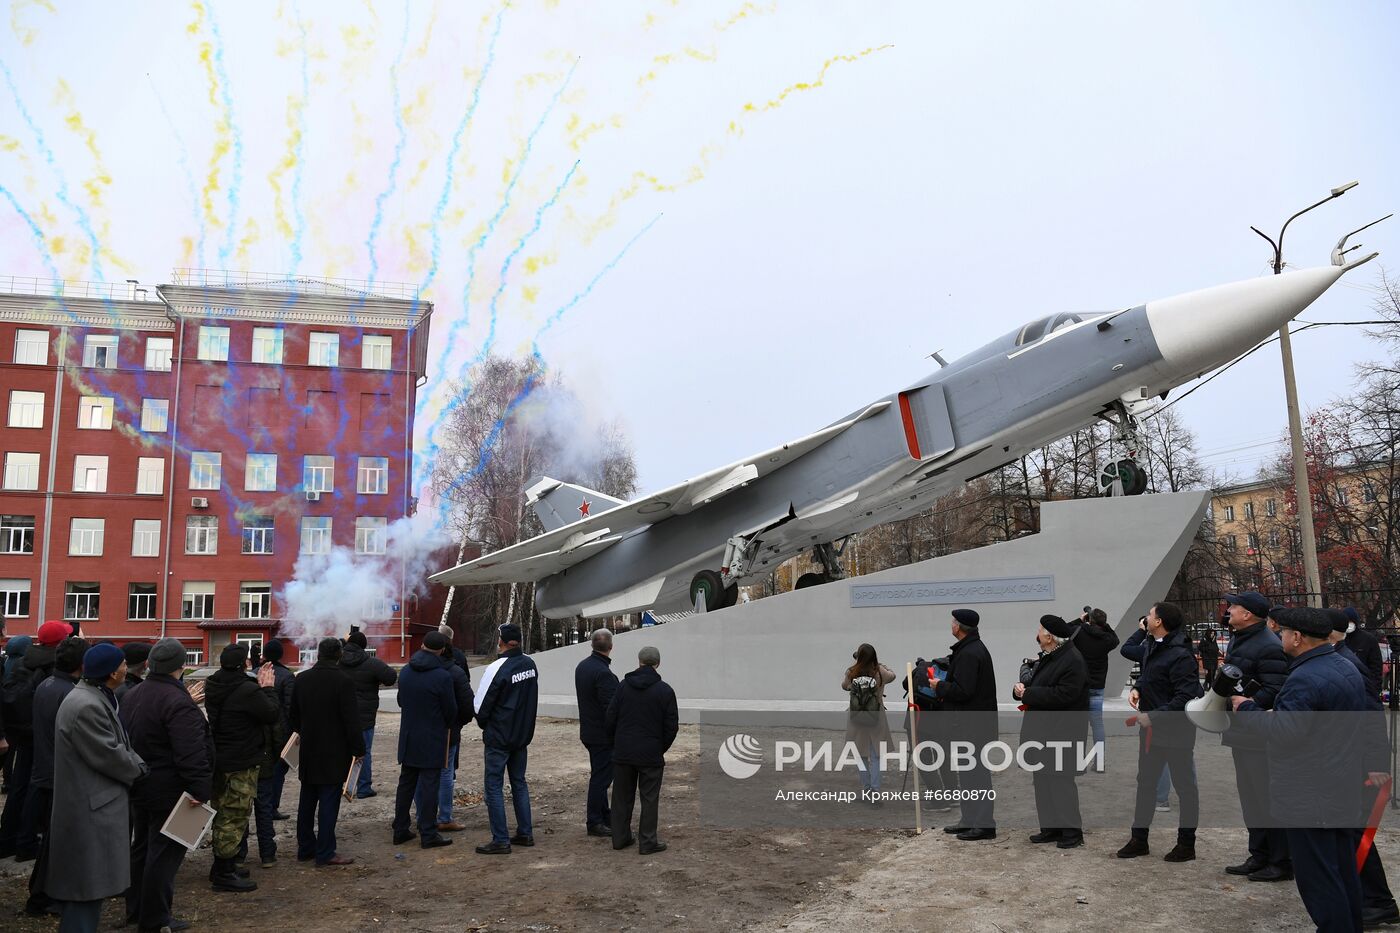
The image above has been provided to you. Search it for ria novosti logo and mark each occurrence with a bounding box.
[717,733,764,779]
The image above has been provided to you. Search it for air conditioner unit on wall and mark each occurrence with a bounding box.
[306,490,321,502]
[191,497,209,508]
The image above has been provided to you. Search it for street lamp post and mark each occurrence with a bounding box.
[1250,181,1357,608]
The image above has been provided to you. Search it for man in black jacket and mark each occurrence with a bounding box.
[392,631,457,849]
[1116,601,1203,862]
[605,646,678,855]
[261,638,295,820]
[575,628,620,838]
[435,624,474,833]
[204,643,280,891]
[339,628,398,798]
[121,637,215,933]
[290,638,365,866]
[0,619,66,859]
[1218,592,1292,881]
[933,608,998,840]
[1344,607,1384,700]
[1015,615,1089,849]
[23,635,85,916]
[116,642,150,703]
[473,623,538,855]
[1071,608,1120,767]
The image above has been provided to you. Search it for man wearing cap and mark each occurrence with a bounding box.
[1220,591,1291,882]
[23,635,85,917]
[606,646,678,855]
[46,643,147,933]
[289,637,365,866]
[392,630,457,849]
[204,642,280,890]
[116,642,151,703]
[1014,615,1089,849]
[932,608,998,840]
[473,623,539,854]
[121,637,214,933]
[434,623,475,833]
[1344,607,1384,700]
[0,619,67,859]
[1230,606,1375,932]
[338,627,398,799]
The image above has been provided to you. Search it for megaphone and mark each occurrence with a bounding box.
[1186,663,1242,733]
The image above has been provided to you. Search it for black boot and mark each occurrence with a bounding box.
[211,856,258,892]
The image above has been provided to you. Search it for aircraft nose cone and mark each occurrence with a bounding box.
[1145,265,1347,378]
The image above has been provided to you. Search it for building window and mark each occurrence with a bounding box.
[73,455,109,493]
[355,517,387,554]
[1364,482,1378,503]
[132,519,161,557]
[83,334,118,369]
[1,515,35,554]
[365,595,393,619]
[145,336,173,371]
[14,329,47,365]
[0,578,30,618]
[1268,530,1280,549]
[240,582,272,619]
[1265,498,1277,518]
[1272,565,1287,589]
[308,332,339,367]
[242,516,274,554]
[186,515,218,554]
[78,396,114,430]
[1223,505,1234,522]
[357,457,388,495]
[1247,533,1259,550]
[141,399,169,433]
[190,451,221,490]
[245,453,277,492]
[300,517,331,554]
[234,632,265,652]
[303,455,334,493]
[185,649,204,667]
[69,517,105,556]
[4,452,40,490]
[362,335,391,370]
[198,326,229,361]
[1244,501,1255,520]
[1223,534,1237,550]
[1337,487,1350,507]
[8,391,44,428]
[136,457,165,495]
[64,582,100,621]
[128,583,158,620]
[252,327,284,364]
[182,581,215,620]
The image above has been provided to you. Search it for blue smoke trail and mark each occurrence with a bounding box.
[0,183,62,279]
[434,372,541,504]
[421,3,507,295]
[147,75,206,269]
[205,0,245,269]
[0,55,104,281]
[365,2,413,288]
[289,0,310,276]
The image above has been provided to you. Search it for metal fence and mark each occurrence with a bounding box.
[169,268,422,301]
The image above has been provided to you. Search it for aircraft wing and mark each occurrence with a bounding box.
[429,401,891,586]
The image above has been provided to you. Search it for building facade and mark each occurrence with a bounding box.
[0,272,432,665]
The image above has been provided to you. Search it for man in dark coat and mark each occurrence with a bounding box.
[121,637,214,933]
[1230,607,1375,932]
[116,642,151,703]
[338,628,397,798]
[1198,625,1220,685]
[0,619,66,859]
[204,642,280,891]
[932,608,998,840]
[575,628,620,837]
[1344,607,1384,699]
[23,635,85,917]
[605,646,678,854]
[392,631,457,849]
[435,624,473,832]
[1116,601,1203,862]
[1015,615,1089,849]
[1071,608,1119,766]
[261,638,296,819]
[473,623,538,854]
[1220,592,1291,881]
[289,637,365,866]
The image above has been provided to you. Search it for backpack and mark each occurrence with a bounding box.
[848,674,882,712]
[906,661,941,712]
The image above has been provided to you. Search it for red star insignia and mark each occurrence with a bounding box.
[579,499,591,518]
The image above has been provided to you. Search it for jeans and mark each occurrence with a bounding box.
[296,782,344,864]
[394,765,442,838]
[1087,689,1106,753]
[358,728,376,795]
[585,743,614,828]
[437,743,460,824]
[252,773,278,860]
[858,740,881,791]
[483,745,533,845]
[1288,828,1363,932]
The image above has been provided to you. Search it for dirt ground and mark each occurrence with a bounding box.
[1,713,1390,932]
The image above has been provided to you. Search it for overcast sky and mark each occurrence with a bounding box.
[1,0,1397,496]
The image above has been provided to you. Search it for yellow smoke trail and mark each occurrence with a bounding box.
[730,44,893,134]
[716,1,775,31]
[235,217,260,267]
[637,46,717,88]
[9,0,54,46]
[54,79,128,272]
[189,1,233,248]
[267,2,308,249]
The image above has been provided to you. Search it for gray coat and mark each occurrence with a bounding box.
[46,682,147,902]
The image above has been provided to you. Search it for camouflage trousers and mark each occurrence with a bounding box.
[211,766,260,859]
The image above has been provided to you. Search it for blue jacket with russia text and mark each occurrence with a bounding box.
[474,647,538,751]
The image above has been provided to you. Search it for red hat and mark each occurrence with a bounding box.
[36,621,69,646]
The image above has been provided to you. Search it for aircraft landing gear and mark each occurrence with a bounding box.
[1098,398,1151,497]
[793,540,849,589]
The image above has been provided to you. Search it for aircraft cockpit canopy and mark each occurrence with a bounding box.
[1014,312,1085,347]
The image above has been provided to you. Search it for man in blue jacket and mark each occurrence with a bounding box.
[575,629,619,838]
[473,623,538,855]
[606,646,678,855]
[392,631,457,850]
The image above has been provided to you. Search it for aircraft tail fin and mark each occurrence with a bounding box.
[525,476,626,531]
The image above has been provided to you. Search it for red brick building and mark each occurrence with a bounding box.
[0,271,435,665]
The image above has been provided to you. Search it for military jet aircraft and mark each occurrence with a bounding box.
[431,242,1378,619]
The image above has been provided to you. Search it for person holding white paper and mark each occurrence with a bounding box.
[391,631,457,849]
[289,638,365,866]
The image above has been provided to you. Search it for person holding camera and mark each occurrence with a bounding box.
[933,608,998,840]
[842,644,895,795]
[1071,607,1119,765]
[1014,614,1089,849]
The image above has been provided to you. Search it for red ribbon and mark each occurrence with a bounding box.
[1357,777,1393,872]
[1126,715,1152,752]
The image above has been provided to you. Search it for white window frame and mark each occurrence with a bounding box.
[64,582,100,621]
[242,516,274,554]
[1337,487,1350,507]
[136,457,165,495]
[357,457,388,495]
[251,327,284,364]
[78,396,114,430]
[184,649,204,667]
[4,452,40,491]
[365,595,393,620]
[362,335,391,370]
[82,334,118,369]
[73,455,109,493]
[14,329,47,365]
[300,517,332,554]
[141,398,169,433]
[185,515,218,555]
[355,517,387,555]
[239,582,272,620]
[1223,505,1235,522]
[182,581,215,620]
[308,332,339,367]
[132,519,161,557]
[304,455,334,493]
[69,517,105,556]
[234,633,265,652]
[1265,498,1277,518]
[190,451,221,490]
[1247,532,1259,549]
[8,390,44,428]
[1244,501,1255,520]
[1,515,35,554]
[245,453,277,492]
[128,583,158,621]
[0,578,31,618]
[145,336,173,371]
[197,326,230,361]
